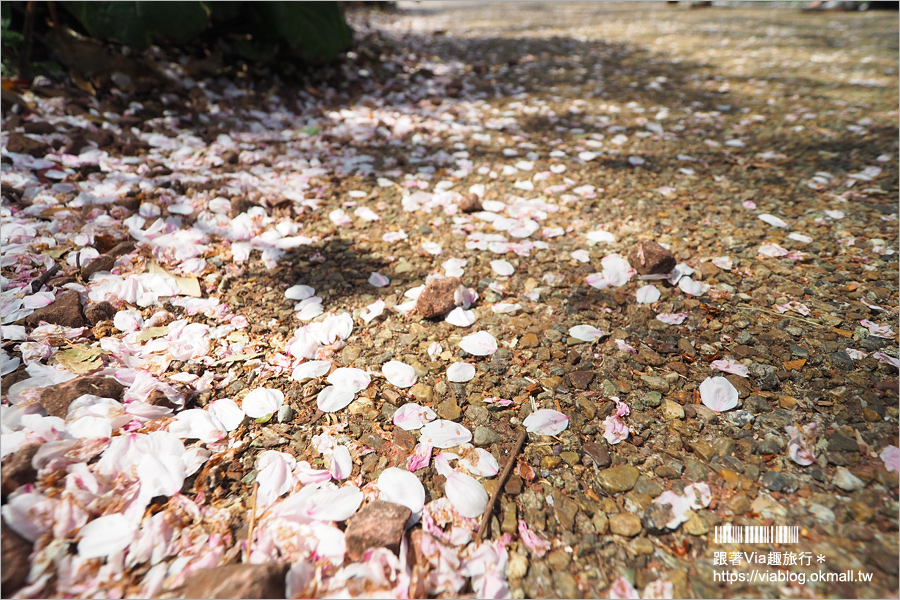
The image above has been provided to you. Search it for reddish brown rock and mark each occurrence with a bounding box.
[416,277,463,319]
[6,132,51,157]
[83,301,117,326]
[583,441,611,468]
[1,444,39,499]
[568,370,594,390]
[458,193,483,213]
[627,240,676,276]
[81,254,117,280]
[107,241,136,258]
[182,563,289,599]
[345,500,411,561]
[1,521,31,597]
[39,376,127,418]
[24,290,84,328]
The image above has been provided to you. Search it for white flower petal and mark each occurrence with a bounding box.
[382,361,417,388]
[242,388,285,419]
[568,325,604,342]
[208,399,244,431]
[636,284,661,304]
[698,377,739,413]
[317,386,356,413]
[490,260,515,276]
[327,368,371,393]
[447,362,476,383]
[420,420,472,448]
[444,471,488,518]
[78,514,137,558]
[523,409,569,436]
[285,285,315,300]
[759,214,788,228]
[378,467,426,514]
[291,360,332,382]
[330,446,353,480]
[460,331,498,356]
[361,299,385,323]
[445,307,476,327]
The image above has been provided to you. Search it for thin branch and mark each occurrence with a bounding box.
[244,481,259,563]
[474,427,527,544]
[30,263,60,293]
[735,304,825,327]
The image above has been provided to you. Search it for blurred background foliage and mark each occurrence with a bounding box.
[1,1,353,81]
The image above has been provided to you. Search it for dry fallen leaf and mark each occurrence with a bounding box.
[55,344,106,374]
[148,262,202,297]
[783,359,807,371]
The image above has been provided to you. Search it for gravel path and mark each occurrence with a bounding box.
[1,2,897,599]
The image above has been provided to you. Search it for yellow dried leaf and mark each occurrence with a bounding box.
[55,345,106,374]
[135,326,169,343]
[148,262,202,297]
[783,359,806,371]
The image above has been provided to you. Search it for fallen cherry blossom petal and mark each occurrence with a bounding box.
[523,409,569,436]
[285,285,315,300]
[382,360,417,388]
[614,339,637,354]
[77,514,138,559]
[368,272,390,287]
[330,446,353,480]
[420,420,473,448]
[378,467,426,514]
[490,259,514,276]
[861,319,894,339]
[786,422,817,467]
[603,414,629,445]
[393,403,437,430]
[710,359,749,378]
[656,312,688,325]
[608,576,640,600]
[327,367,371,392]
[758,213,788,228]
[445,307,476,327]
[517,519,550,557]
[447,362,476,383]
[317,386,356,413]
[242,388,285,419]
[207,399,244,431]
[459,331,498,356]
[880,445,899,473]
[636,284,661,304]
[699,377,739,413]
[568,325,605,342]
[361,299,385,323]
[443,469,488,519]
[291,360,332,382]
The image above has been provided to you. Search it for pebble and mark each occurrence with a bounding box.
[436,398,461,420]
[640,375,669,393]
[633,476,663,498]
[508,553,528,580]
[641,391,662,408]
[809,503,836,525]
[661,400,684,420]
[833,467,865,492]
[609,513,643,537]
[410,383,433,403]
[552,572,580,599]
[583,441,611,467]
[761,471,797,493]
[683,513,709,536]
[750,363,779,391]
[546,549,571,570]
[474,426,499,446]
[597,465,640,494]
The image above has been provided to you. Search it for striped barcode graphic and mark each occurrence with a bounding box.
[714,525,799,544]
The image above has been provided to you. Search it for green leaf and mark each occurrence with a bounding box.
[251,2,351,63]
[254,413,273,423]
[60,2,210,50]
[299,125,320,136]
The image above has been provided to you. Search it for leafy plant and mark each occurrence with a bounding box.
[61,1,211,50]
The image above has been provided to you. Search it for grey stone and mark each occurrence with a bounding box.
[761,471,796,493]
[597,465,640,494]
[833,468,865,492]
[744,395,772,414]
[750,363,779,390]
[827,351,854,371]
[474,426,499,446]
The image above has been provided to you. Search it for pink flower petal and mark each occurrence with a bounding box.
[656,312,688,325]
[880,445,899,473]
[698,377,739,413]
[710,359,749,378]
[256,450,296,506]
[393,403,437,430]
[407,442,432,471]
[382,361,417,388]
[517,519,550,557]
[602,414,629,445]
[329,446,353,480]
[523,409,569,436]
[608,576,640,600]
[460,331,498,356]
[368,272,390,288]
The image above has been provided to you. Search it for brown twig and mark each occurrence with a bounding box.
[735,305,824,328]
[474,427,527,544]
[30,262,60,293]
[244,481,259,563]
